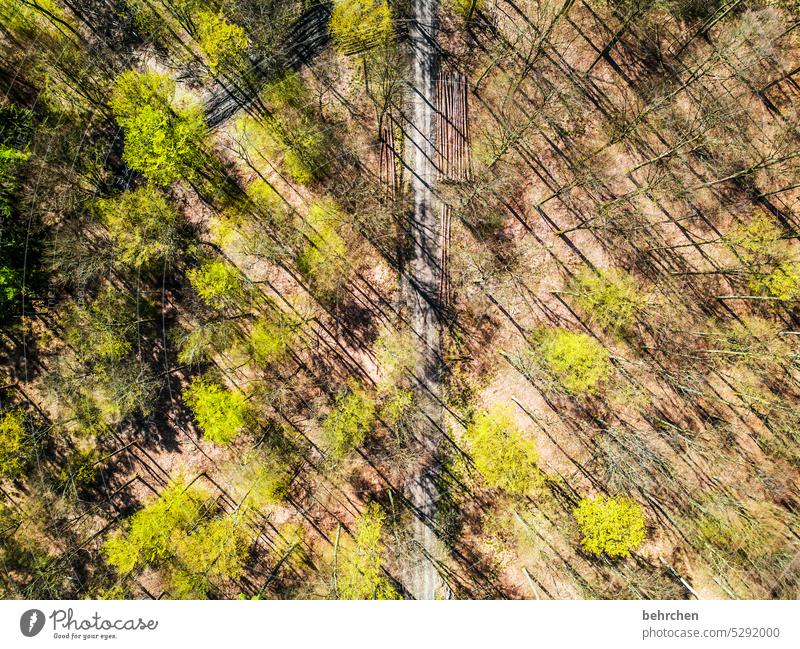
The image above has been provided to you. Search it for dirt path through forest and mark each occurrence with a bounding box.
[404,0,445,601]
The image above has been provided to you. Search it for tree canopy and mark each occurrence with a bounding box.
[111,70,207,185]
[573,495,646,558]
[465,405,542,495]
[337,502,398,599]
[184,377,250,446]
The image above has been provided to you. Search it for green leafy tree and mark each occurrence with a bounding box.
[0,105,34,323]
[452,0,485,20]
[750,263,800,301]
[322,383,375,461]
[329,0,394,55]
[571,268,646,336]
[728,212,800,301]
[194,9,249,74]
[337,502,398,599]
[56,447,101,494]
[230,450,290,510]
[0,0,69,35]
[537,328,612,395]
[0,104,32,219]
[573,495,646,558]
[95,185,181,269]
[55,287,158,429]
[111,70,206,185]
[64,287,135,365]
[249,312,300,365]
[176,514,250,581]
[184,376,249,445]
[103,480,209,575]
[0,409,35,480]
[465,405,541,495]
[728,211,785,263]
[236,78,329,185]
[176,319,240,366]
[379,389,414,428]
[298,201,348,297]
[0,266,22,321]
[187,258,248,310]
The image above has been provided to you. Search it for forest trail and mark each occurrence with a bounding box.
[405,0,445,601]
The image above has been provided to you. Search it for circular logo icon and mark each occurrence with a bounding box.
[20,609,45,637]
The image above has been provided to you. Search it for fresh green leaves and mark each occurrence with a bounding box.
[337,502,398,599]
[184,376,249,446]
[330,0,394,55]
[188,258,248,310]
[571,268,646,337]
[728,212,800,301]
[322,383,375,461]
[96,186,181,269]
[104,480,209,575]
[465,405,541,495]
[536,329,612,395]
[195,9,249,74]
[0,409,35,480]
[111,70,206,185]
[574,495,646,558]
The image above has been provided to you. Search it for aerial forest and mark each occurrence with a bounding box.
[1,0,799,600]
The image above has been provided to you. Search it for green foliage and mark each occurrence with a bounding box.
[280,125,329,185]
[237,77,329,185]
[0,105,34,323]
[54,286,158,430]
[176,514,250,580]
[103,479,248,599]
[176,319,240,366]
[232,450,290,509]
[270,521,308,569]
[669,0,727,22]
[750,263,800,301]
[0,409,34,480]
[95,185,181,269]
[262,72,308,111]
[194,9,249,74]
[64,287,135,365]
[0,0,68,35]
[330,0,394,55]
[451,0,485,20]
[375,327,418,390]
[379,389,414,428]
[573,495,646,558]
[0,265,22,320]
[728,212,800,301]
[298,201,348,297]
[537,328,612,395]
[56,447,100,493]
[337,502,398,599]
[103,480,209,575]
[184,376,249,446]
[322,383,375,461]
[247,178,284,215]
[571,268,646,336]
[249,312,300,365]
[111,70,207,185]
[168,567,210,599]
[728,212,785,262]
[0,104,33,220]
[188,258,247,310]
[465,405,541,495]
